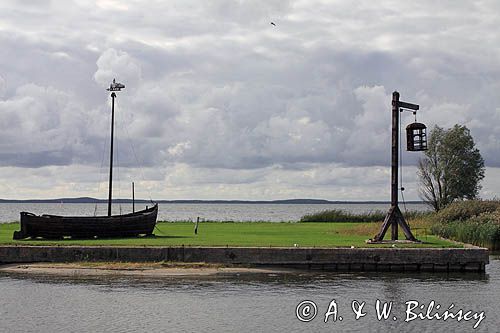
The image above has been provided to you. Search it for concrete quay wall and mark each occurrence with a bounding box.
[0,246,489,272]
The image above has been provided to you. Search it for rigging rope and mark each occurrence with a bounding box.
[115,97,123,215]
[93,93,156,216]
[94,102,112,216]
[120,115,155,204]
[399,109,408,218]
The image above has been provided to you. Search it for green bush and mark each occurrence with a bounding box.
[299,209,425,223]
[431,221,500,250]
[430,201,500,249]
[300,209,385,222]
[433,200,500,223]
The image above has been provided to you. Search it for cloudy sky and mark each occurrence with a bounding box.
[0,0,499,201]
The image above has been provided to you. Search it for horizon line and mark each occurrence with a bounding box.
[0,196,425,204]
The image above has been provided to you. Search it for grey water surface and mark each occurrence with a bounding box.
[0,202,428,223]
[0,257,498,332]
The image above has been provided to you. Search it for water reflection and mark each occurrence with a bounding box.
[0,267,489,292]
[0,258,497,332]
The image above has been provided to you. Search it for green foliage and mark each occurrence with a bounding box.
[430,200,500,250]
[431,221,500,250]
[433,200,500,223]
[300,209,385,222]
[299,209,425,223]
[418,125,485,211]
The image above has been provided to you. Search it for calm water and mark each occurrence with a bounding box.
[0,257,498,332]
[0,202,428,223]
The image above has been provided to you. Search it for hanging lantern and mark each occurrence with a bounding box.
[406,122,427,151]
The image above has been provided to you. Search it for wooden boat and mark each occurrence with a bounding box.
[14,204,158,239]
[13,79,159,239]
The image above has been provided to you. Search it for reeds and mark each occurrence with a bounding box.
[299,209,425,223]
[430,200,500,250]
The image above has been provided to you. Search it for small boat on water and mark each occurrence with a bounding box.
[13,79,158,239]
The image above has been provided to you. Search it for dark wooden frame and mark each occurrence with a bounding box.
[13,204,158,240]
[372,91,419,242]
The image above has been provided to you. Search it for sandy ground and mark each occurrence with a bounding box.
[0,262,298,277]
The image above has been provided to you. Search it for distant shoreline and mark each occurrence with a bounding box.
[0,197,425,204]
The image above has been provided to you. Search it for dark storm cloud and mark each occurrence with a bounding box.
[0,0,498,199]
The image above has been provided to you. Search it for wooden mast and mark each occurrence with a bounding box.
[107,92,116,216]
[106,79,125,217]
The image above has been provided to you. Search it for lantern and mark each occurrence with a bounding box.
[406,122,427,151]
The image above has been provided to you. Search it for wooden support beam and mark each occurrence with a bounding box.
[371,91,419,243]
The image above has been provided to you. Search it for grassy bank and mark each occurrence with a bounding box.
[0,221,457,248]
[299,202,500,250]
[430,200,500,250]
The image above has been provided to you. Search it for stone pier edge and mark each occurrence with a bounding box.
[0,246,489,273]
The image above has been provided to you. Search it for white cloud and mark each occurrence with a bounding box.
[94,49,142,89]
[0,75,5,98]
[0,0,498,200]
[168,141,192,157]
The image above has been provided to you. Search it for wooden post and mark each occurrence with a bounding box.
[391,91,399,240]
[132,182,135,213]
[372,91,418,242]
[194,217,199,235]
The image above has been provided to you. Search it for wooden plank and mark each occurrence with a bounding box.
[398,101,419,110]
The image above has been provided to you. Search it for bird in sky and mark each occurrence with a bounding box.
[270,22,276,26]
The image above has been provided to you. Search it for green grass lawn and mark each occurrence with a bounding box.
[0,221,460,248]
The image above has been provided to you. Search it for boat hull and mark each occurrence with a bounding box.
[13,204,158,240]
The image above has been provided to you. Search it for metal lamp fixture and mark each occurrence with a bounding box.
[406,122,428,152]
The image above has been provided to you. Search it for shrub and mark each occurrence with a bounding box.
[430,201,500,249]
[300,209,385,222]
[433,200,500,223]
[299,209,425,223]
[431,221,500,250]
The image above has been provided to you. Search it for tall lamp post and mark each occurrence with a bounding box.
[371,91,427,242]
[106,79,125,217]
